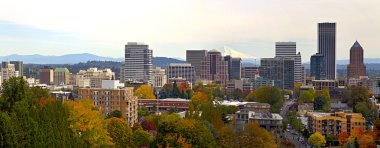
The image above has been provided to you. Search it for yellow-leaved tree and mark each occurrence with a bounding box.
[308,132,326,148]
[134,85,155,99]
[65,99,113,147]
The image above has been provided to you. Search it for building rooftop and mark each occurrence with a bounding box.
[215,100,260,106]
[54,68,69,72]
[169,63,192,67]
[352,40,362,48]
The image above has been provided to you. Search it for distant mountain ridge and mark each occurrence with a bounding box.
[1,53,380,66]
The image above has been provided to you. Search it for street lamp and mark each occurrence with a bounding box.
[154,90,160,115]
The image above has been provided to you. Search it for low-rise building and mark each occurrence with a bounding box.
[78,80,138,126]
[152,67,167,88]
[236,110,283,132]
[138,98,190,114]
[248,77,275,89]
[307,112,365,136]
[216,100,270,113]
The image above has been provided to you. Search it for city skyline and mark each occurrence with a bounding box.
[0,0,380,62]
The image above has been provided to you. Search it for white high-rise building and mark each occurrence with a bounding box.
[152,67,167,88]
[1,62,19,82]
[124,42,153,84]
[275,42,304,84]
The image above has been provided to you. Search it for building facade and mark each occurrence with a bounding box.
[200,50,229,85]
[2,61,23,77]
[318,22,336,80]
[75,68,115,88]
[236,110,283,132]
[310,54,326,80]
[167,63,195,85]
[347,41,366,79]
[260,57,295,90]
[39,66,54,85]
[78,81,138,126]
[1,62,19,81]
[241,66,260,79]
[307,112,365,136]
[151,67,167,88]
[124,42,153,84]
[138,98,190,114]
[186,50,207,79]
[54,68,70,85]
[275,42,304,84]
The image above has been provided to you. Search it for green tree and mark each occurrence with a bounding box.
[308,132,326,148]
[244,91,256,102]
[232,88,244,100]
[106,110,122,119]
[254,86,284,113]
[131,127,152,147]
[350,86,369,110]
[0,77,28,111]
[172,81,180,98]
[299,90,314,103]
[355,102,370,118]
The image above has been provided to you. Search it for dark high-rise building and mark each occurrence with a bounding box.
[200,49,229,85]
[347,41,366,79]
[39,66,54,85]
[318,23,336,80]
[124,42,153,84]
[186,50,207,79]
[231,58,242,80]
[310,54,326,80]
[260,57,295,90]
[224,55,242,80]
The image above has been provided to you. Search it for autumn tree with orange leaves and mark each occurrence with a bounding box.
[65,99,113,147]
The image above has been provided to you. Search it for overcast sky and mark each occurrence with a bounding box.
[0,0,379,62]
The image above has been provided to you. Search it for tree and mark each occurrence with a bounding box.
[350,86,369,109]
[65,99,113,147]
[218,125,238,148]
[308,132,326,148]
[244,91,256,102]
[294,83,303,97]
[131,127,152,147]
[172,81,181,98]
[240,122,276,148]
[348,128,376,148]
[0,77,28,111]
[299,90,314,103]
[186,92,209,119]
[254,86,284,113]
[338,132,349,146]
[355,102,370,118]
[106,110,122,119]
[314,88,331,111]
[134,85,155,99]
[107,118,133,147]
[154,114,216,147]
[231,88,244,100]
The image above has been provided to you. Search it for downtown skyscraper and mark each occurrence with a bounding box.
[275,42,304,84]
[318,22,336,80]
[124,42,153,84]
[347,41,366,79]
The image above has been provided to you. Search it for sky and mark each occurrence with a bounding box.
[0,0,379,62]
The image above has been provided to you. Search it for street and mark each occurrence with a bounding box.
[281,99,309,148]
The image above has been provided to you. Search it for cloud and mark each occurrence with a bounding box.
[0,0,379,61]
